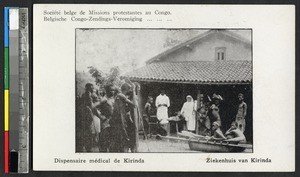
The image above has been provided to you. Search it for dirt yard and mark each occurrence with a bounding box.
[138,136,198,152]
[89,135,252,153]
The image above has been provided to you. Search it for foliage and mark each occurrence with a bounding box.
[88,66,124,91]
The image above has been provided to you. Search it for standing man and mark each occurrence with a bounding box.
[197,105,211,136]
[110,83,136,152]
[97,85,117,152]
[155,89,170,135]
[155,90,170,123]
[78,83,100,152]
[236,93,247,133]
[208,93,223,126]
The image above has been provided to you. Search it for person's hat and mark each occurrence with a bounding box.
[212,94,221,99]
[212,121,220,127]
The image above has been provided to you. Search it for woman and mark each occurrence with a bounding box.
[181,95,196,132]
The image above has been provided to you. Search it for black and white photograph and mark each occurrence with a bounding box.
[75,29,253,153]
[32,4,294,171]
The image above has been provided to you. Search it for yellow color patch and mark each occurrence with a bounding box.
[4,90,9,131]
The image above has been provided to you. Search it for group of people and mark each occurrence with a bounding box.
[76,82,138,152]
[210,121,246,143]
[196,93,247,143]
[77,83,249,152]
[143,90,248,143]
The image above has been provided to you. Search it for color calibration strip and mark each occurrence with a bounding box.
[4,7,10,174]
[4,7,29,173]
[9,7,20,173]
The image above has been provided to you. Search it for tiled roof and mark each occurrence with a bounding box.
[125,60,252,84]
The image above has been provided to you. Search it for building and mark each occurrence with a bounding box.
[125,29,252,141]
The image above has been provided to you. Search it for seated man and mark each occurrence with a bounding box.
[209,121,226,140]
[158,119,170,137]
[154,112,183,137]
[225,121,246,143]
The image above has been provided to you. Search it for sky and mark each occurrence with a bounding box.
[76,29,251,74]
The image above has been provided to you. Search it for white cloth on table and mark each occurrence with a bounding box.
[155,94,170,124]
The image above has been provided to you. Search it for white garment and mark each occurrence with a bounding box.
[181,99,196,131]
[155,94,170,124]
[92,114,101,134]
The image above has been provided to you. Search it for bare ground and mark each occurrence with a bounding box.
[89,135,252,153]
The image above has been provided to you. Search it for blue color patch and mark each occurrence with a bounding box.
[4,7,9,47]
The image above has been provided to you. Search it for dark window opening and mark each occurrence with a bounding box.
[215,47,226,61]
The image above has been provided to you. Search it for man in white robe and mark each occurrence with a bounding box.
[155,90,170,124]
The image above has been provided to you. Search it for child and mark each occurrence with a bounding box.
[210,121,226,140]
[144,96,154,134]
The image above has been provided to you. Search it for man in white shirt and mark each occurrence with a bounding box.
[155,90,170,124]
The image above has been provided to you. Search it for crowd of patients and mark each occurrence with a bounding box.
[76,83,248,152]
[144,90,247,143]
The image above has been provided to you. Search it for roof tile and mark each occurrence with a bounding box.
[125,60,252,84]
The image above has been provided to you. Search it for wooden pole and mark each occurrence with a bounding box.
[136,83,147,138]
[196,89,201,134]
[124,78,141,152]
[136,83,143,130]
[132,82,141,152]
[126,78,140,152]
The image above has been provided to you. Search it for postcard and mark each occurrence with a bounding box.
[33,4,295,171]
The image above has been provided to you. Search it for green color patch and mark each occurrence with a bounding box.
[4,47,9,89]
